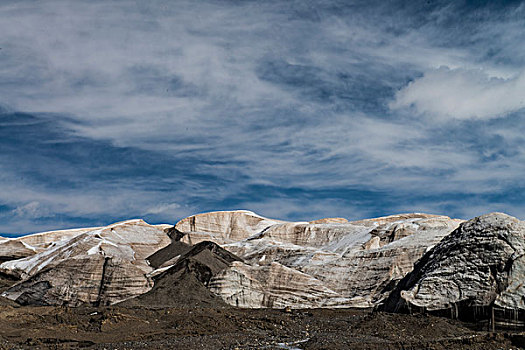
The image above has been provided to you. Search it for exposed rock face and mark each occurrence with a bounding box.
[175,210,462,308]
[146,241,192,270]
[0,227,100,264]
[175,210,283,245]
[209,261,344,308]
[0,220,170,306]
[0,210,472,309]
[16,227,103,251]
[0,240,37,264]
[309,217,348,224]
[382,213,525,317]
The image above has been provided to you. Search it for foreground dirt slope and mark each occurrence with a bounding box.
[122,241,242,308]
[0,305,521,350]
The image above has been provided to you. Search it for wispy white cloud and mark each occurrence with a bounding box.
[12,201,49,219]
[0,174,197,234]
[145,203,181,216]
[0,0,524,233]
[390,67,525,120]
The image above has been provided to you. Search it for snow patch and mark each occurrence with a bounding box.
[87,243,101,255]
[21,241,37,252]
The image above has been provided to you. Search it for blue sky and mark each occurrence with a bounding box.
[1,0,524,234]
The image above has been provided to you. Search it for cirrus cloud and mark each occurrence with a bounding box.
[0,0,525,234]
[390,67,525,120]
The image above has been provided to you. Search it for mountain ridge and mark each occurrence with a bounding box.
[0,209,522,329]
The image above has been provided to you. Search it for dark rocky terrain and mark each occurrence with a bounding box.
[122,241,242,308]
[0,303,522,349]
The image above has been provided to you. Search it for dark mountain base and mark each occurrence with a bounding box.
[381,302,525,331]
[122,241,242,308]
[146,241,192,269]
[0,273,18,293]
[0,305,521,350]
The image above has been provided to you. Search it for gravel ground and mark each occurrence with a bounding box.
[0,304,522,349]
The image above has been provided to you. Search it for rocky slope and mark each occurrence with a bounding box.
[124,241,242,308]
[174,210,284,245]
[0,227,100,263]
[0,208,524,333]
[174,210,463,308]
[0,210,463,309]
[10,209,525,315]
[382,212,525,324]
[0,220,171,306]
